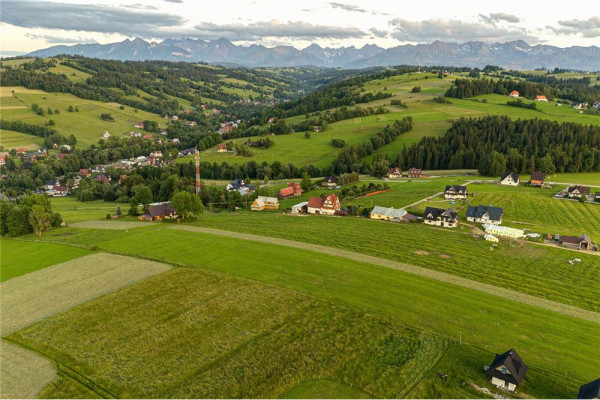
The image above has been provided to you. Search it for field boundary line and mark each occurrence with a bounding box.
[169,225,600,323]
[2,337,114,399]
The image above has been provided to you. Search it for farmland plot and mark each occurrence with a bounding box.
[0,253,171,335]
[0,341,56,399]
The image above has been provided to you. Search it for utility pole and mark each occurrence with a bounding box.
[195,147,201,196]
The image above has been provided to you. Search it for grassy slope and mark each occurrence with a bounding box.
[0,238,91,281]
[14,226,596,398]
[1,86,163,147]
[50,197,125,224]
[11,267,457,399]
[0,129,44,150]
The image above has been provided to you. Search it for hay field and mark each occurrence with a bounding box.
[69,220,154,230]
[0,341,56,399]
[0,253,171,335]
[10,268,456,399]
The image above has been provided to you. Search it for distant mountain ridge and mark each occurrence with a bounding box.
[27,38,600,70]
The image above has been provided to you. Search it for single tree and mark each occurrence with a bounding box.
[29,205,51,237]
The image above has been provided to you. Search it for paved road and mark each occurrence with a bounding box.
[170,225,600,324]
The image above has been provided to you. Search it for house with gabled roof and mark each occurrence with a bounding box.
[561,234,593,251]
[500,172,520,186]
[535,95,548,101]
[307,194,340,215]
[578,378,600,399]
[509,90,519,98]
[138,204,177,221]
[217,143,227,152]
[466,205,503,225]
[529,171,546,187]
[227,179,255,195]
[444,185,468,200]
[277,182,303,199]
[567,185,590,199]
[323,175,338,189]
[370,206,414,222]
[423,207,458,228]
[388,167,403,179]
[408,167,422,178]
[251,196,279,211]
[486,349,528,392]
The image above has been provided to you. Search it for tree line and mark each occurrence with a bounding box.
[445,77,557,100]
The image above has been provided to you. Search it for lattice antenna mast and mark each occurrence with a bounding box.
[195,147,201,195]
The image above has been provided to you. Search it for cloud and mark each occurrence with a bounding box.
[329,2,368,13]
[193,20,367,41]
[1,1,186,38]
[479,13,520,24]
[121,3,158,10]
[163,0,183,2]
[369,28,388,38]
[389,18,539,43]
[547,16,600,38]
[24,33,98,44]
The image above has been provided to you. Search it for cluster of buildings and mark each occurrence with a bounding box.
[387,167,425,179]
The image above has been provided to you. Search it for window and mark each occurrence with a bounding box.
[501,367,508,374]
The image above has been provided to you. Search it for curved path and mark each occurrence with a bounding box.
[170,225,600,324]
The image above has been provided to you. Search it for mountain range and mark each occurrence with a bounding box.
[27,38,600,70]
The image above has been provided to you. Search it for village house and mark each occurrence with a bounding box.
[17,147,27,154]
[277,182,303,199]
[500,172,520,186]
[57,153,69,160]
[444,185,468,200]
[408,168,423,178]
[227,179,256,195]
[179,148,195,157]
[94,174,111,184]
[79,169,91,177]
[370,206,415,222]
[423,207,458,228]
[323,175,338,189]
[268,117,277,123]
[46,185,68,197]
[486,349,528,392]
[251,196,279,211]
[595,192,600,201]
[509,90,519,98]
[307,194,340,215]
[388,167,403,179]
[466,205,504,225]
[0,154,7,166]
[529,171,546,187]
[134,121,145,129]
[535,95,548,101]
[561,234,593,251]
[217,143,227,152]
[291,201,309,214]
[567,185,591,199]
[138,204,178,221]
[172,115,179,121]
[578,378,600,399]
[313,126,322,132]
[102,131,110,139]
[130,131,142,137]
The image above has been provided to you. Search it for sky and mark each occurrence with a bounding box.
[1,0,599,55]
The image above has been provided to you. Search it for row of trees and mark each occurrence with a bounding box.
[0,195,62,237]
[445,77,557,100]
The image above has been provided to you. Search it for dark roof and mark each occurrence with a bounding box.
[578,378,600,399]
[445,185,467,194]
[423,207,458,221]
[324,175,338,184]
[147,204,176,218]
[501,172,520,182]
[486,349,528,386]
[568,185,591,194]
[530,171,546,181]
[466,205,504,222]
[389,167,402,174]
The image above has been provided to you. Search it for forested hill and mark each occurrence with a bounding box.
[398,116,600,174]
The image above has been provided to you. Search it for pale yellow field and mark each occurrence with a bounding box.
[0,253,172,335]
[0,341,57,399]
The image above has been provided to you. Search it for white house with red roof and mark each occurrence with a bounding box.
[535,95,548,102]
[307,194,340,215]
[509,90,519,98]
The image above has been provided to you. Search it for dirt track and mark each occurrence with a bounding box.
[170,225,600,324]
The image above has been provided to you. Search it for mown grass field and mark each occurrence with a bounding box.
[0,129,44,150]
[50,197,126,224]
[10,267,458,399]
[0,86,163,147]
[12,226,597,398]
[0,238,92,281]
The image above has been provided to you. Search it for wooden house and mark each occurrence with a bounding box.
[138,204,177,221]
[500,172,520,186]
[529,171,546,187]
[567,185,590,199]
[466,205,503,225]
[388,167,403,179]
[251,196,279,211]
[561,234,593,251]
[444,185,468,200]
[277,182,303,199]
[408,168,422,178]
[323,175,338,189]
[578,378,600,399]
[307,194,340,215]
[423,207,458,228]
[486,349,528,392]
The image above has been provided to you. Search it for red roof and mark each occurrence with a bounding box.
[536,95,547,100]
[17,147,27,153]
[510,90,519,95]
[308,196,324,209]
